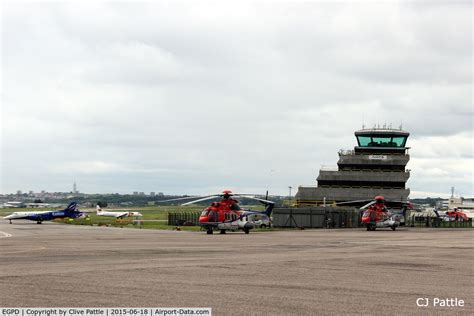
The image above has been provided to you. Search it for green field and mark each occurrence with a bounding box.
[0,205,203,231]
[0,204,271,232]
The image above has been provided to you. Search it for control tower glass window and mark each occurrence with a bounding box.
[357,136,407,147]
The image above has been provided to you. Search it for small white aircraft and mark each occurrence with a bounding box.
[96,206,143,219]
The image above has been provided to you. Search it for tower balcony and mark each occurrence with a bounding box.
[337,152,410,169]
[296,186,410,204]
[317,170,410,184]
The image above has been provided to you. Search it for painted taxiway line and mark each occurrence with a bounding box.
[0,230,13,238]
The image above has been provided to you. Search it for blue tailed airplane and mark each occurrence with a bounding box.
[4,202,86,224]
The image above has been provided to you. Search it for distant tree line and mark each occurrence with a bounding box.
[410,197,445,207]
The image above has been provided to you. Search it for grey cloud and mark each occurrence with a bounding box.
[2,2,472,197]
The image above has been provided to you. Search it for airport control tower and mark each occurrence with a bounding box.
[295,126,410,206]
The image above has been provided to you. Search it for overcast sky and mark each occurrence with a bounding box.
[1,1,472,198]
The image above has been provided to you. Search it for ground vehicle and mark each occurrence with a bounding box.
[245,213,272,228]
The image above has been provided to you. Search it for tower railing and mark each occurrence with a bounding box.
[338,149,410,156]
[322,169,411,173]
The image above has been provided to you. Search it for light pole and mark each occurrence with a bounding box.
[288,186,293,207]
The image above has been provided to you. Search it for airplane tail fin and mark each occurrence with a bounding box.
[260,191,274,216]
[66,202,78,212]
[264,203,274,216]
[96,205,102,214]
[401,206,407,217]
[261,198,275,216]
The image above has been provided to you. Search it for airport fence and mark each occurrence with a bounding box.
[408,215,472,228]
[273,207,360,228]
[168,212,201,226]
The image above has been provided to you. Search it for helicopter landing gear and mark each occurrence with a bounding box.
[206,228,214,235]
[37,221,43,224]
[9,220,12,224]
[243,228,250,234]
[391,225,397,231]
[220,230,226,234]
[366,224,375,231]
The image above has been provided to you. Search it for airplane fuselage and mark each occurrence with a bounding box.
[97,211,143,219]
[4,209,82,223]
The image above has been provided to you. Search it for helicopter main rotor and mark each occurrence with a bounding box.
[158,190,274,206]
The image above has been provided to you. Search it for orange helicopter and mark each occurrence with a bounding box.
[337,196,412,231]
[359,196,405,231]
[435,207,468,222]
[160,189,274,234]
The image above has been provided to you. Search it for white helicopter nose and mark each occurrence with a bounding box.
[4,214,14,220]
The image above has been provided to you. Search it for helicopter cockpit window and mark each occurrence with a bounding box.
[201,210,209,216]
[229,203,241,211]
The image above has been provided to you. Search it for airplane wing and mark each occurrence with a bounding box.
[114,212,130,218]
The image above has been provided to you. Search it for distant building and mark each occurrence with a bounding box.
[5,201,25,208]
[73,181,78,194]
[139,192,145,196]
[133,191,139,195]
[16,190,22,195]
[449,197,474,211]
[436,200,449,210]
[150,192,156,196]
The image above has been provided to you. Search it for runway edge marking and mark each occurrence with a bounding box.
[0,231,13,238]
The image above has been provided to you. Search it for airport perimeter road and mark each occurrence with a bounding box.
[0,222,472,315]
